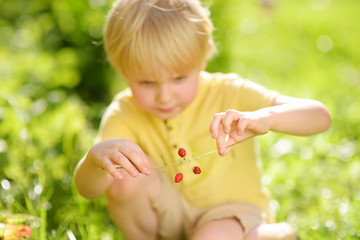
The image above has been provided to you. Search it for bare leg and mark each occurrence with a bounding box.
[246,222,297,240]
[190,219,296,240]
[106,169,162,240]
[190,218,245,240]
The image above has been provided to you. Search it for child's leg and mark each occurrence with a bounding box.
[189,200,297,240]
[190,217,245,240]
[246,222,297,240]
[105,168,162,240]
[190,220,296,240]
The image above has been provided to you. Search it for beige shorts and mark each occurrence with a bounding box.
[152,174,267,240]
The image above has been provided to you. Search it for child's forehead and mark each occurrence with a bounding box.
[136,67,188,81]
[129,58,190,80]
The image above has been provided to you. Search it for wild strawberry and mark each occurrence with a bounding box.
[175,173,183,183]
[178,148,186,157]
[193,166,201,174]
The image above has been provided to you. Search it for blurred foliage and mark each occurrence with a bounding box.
[0,0,360,239]
[0,0,121,238]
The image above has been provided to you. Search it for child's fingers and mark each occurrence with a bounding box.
[209,113,224,138]
[237,116,250,136]
[222,109,243,134]
[109,150,139,177]
[120,141,152,175]
[209,115,228,156]
[103,158,123,180]
[222,110,240,134]
[215,124,228,156]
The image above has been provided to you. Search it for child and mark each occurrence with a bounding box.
[74,0,331,239]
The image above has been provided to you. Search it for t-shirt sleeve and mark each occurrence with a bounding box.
[220,74,279,111]
[95,97,137,144]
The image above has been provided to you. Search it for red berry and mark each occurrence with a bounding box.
[178,148,186,157]
[193,166,201,174]
[175,173,183,183]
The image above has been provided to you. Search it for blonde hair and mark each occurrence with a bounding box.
[104,0,215,80]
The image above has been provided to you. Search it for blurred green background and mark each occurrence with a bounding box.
[0,0,359,239]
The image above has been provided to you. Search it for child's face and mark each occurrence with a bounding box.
[126,68,201,120]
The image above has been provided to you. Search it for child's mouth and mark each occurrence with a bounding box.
[158,107,175,113]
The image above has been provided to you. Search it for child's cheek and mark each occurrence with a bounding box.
[133,91,153,109]
[181,82,198,106]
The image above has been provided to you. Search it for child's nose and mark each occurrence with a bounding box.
[157,85,172,103]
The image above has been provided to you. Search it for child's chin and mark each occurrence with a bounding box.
[155,110,181,120]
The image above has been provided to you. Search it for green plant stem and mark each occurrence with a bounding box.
[185,134,258,162]
[107,134,259,170]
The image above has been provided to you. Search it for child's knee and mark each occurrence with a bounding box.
[191,218,245,240]
[271,222,296,240]
[279,222,297,240]
[106,170,161,204]
[106,177,135,203]
[247,222,297,240]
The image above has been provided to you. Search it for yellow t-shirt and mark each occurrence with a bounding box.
[97,71,278,217]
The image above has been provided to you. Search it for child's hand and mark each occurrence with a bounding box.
[88,139,152,180]
[210,109,270,156]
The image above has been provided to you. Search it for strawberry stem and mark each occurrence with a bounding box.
[102,134,259,171]
[188,134,258,162]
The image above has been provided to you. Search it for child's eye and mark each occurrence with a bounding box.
[139,80,155,86]
[174,76,186,82]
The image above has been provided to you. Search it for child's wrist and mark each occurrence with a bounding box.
[258,108,274,132]
[85,149,100,169]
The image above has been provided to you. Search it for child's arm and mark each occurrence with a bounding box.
[74,139,152,199]
[210,95,331,156]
